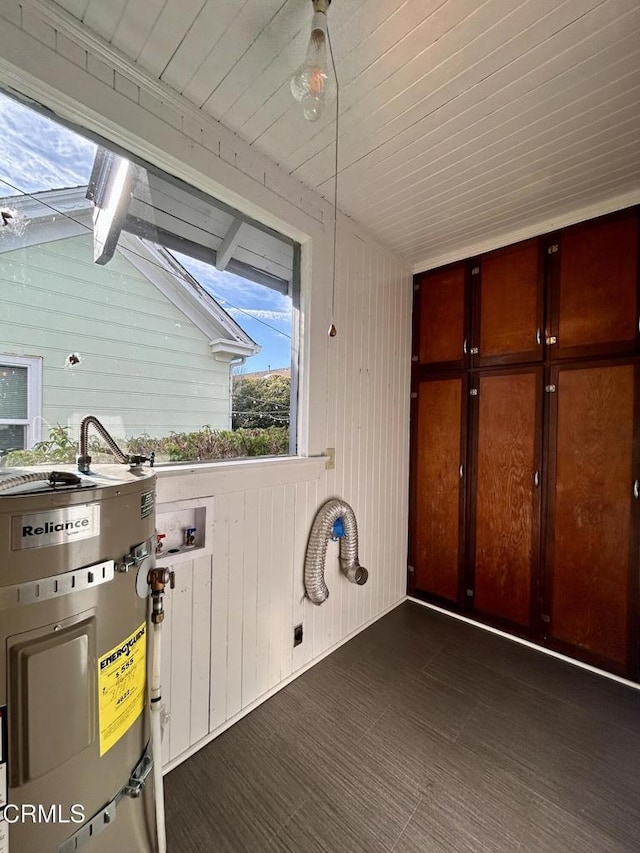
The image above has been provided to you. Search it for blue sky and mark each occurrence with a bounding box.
[0,91,291,373]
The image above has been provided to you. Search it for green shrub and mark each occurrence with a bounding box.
[4,424,77,466]
[127,425,289,462]
[4,424,289,467]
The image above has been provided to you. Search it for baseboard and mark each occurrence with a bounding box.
[408,596,640,692]
[163,594,408,774]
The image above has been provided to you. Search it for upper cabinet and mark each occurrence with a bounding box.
[415,262,468,369]
[546,210,639,360]
[414,209,639,372]
[473,239,544,366]
[415,239,545,370]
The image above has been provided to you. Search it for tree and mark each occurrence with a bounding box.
[232,373,290,429]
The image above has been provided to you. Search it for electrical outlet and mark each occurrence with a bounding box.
[293,624,303,647]
[325,448,335,470]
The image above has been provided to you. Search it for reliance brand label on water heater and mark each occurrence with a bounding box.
[11,505,100,551]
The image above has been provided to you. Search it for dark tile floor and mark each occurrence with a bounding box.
[164,602,640,852]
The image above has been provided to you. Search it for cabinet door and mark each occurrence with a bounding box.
[411,375,466,603]
[469,368,542,628]
[547,211,639,360]
[415,263,468,369]
[474,239,544,366]
[544,360,638,674]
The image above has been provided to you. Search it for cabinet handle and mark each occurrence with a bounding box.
[470,346,479,355]
[536,328,542,345]
[534,471,540,488]
[459,464,464,479]
[634,480,639,500]
[463,338,468,355]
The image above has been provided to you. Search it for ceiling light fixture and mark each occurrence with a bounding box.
[291,0,340,338]
[290,0,335,122]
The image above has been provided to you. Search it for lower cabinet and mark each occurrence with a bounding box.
[409,358,640,680]
[411,374,466,603]
[469,368,542,630]
[543,360,639,675]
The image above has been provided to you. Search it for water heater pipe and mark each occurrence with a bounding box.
[150,623,166,853]
[147,567,174,853]
[77,415,150,473]
[304,498,368,605]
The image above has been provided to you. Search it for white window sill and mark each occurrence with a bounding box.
[155,454,326,503]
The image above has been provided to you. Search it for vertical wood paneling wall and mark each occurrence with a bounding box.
[0,4,412,771]
[155,222,411,769]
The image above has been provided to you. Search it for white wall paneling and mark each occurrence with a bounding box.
[151,220,411,770]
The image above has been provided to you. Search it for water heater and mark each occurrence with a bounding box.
[0,465,158,853]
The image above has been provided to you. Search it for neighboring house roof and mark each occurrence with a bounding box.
[0,187,259,362]
[88,147,294,293]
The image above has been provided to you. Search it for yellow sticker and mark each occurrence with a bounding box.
[98,622,147,756]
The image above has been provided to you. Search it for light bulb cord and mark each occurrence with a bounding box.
[327,11,339,332]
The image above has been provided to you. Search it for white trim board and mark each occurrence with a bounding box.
[408,596,640,693]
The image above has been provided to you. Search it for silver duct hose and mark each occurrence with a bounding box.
[0,471,53,492]
[0,470,82,493]
[304,498,368,605]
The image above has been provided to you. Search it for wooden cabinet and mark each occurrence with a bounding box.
[543,360,638,674]
[547,211,639,360]
[468,368,542,629]
[415,263,467,369]
[409,205,640,680]
[410,375,467,603]
[474,239,544,366]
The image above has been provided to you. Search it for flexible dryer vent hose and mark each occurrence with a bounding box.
[304,498,368,605]
[0,471,53,492]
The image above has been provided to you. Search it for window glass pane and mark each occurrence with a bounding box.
[0,365,28,419]
[0,90,298,466]
[0,424,26,452]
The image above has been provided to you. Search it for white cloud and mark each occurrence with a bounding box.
[0,92,96,196]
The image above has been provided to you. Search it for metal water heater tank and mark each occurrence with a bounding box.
[0,465,158,853]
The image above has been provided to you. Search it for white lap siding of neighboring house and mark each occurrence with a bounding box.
[0,188,258,448]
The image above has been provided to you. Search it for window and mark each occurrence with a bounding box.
[0,355,42,452]
[0,90,299,466]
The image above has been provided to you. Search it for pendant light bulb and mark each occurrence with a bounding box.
[290,0,335,122]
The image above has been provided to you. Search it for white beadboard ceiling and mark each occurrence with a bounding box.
[48,0,640,270]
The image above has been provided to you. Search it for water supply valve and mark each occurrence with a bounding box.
[147,567,175,623]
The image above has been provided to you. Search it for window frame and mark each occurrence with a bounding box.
[0,87,303,463]
[0,354,43,449]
